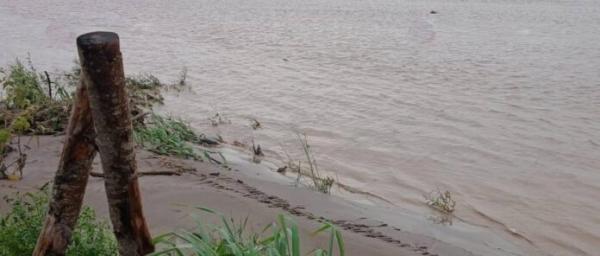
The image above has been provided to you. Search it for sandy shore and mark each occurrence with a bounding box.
[0,136,478,256]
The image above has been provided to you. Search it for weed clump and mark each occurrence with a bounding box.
[134,114,227,164]
[134,114,201,159]
[125,74,165,125]
[425,190,456,214]
[0,186,117,256]
[151,208,345,256]
[0,59,72,135]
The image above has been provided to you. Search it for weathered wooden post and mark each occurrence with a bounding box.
[77,31,154,255]
[33,81,97,256]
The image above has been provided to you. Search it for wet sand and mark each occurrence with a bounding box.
[0,135,476,256]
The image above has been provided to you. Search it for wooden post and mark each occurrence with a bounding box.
[33,80,97,255]
[76,32,154,256]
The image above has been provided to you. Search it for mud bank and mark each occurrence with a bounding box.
[1,136,529,255]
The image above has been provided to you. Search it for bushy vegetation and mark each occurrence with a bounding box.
[0,59,190,178]
[0,59,72,136]
[0,186,118,256]
[0,59,173,136]
[0,60,78,179]
[0,58,72,179]
[1,59,47,109]
[152,208,345,256]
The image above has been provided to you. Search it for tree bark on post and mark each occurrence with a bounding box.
[33,80,97,256]
[76,31,154,256]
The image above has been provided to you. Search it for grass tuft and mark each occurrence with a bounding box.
[151,208,345,256]
[134,114,201,159]
[134,114,227,165]
[425,190,456,214]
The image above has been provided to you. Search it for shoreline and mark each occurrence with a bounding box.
[1,135,530,256]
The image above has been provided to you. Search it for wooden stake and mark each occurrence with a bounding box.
[33,80,97,256]
[77,31,154,256]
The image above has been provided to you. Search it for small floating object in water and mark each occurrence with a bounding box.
[430,10,437,14]
[200,136,220,146]
[252,143,263,157]
[251,142,264,163]
[232,140,246,147]
[251,118,261,130]
[277,166,287,173]
[282,58,289,62]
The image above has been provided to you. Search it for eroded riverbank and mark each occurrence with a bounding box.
[1,135,497,256]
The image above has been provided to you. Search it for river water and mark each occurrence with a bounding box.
[1,0,599,255]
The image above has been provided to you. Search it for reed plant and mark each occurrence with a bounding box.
[292,134,335,194]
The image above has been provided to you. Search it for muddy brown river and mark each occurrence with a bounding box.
[1,0,599,255]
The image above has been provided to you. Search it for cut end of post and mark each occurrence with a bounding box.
[76,31,119,51]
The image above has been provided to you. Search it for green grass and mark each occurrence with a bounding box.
[134,114,202,159]
[0,186,118,256]
[134,114,227,164]
[1,189,345,256]
[0,60,168,135]
[0,59,73,135]
[151,207,345,256]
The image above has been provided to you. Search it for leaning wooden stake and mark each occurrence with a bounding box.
[33,80,97,255]
[77,31,154,255]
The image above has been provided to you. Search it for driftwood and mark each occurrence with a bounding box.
[33,82,97,255]
[77,31,154,255]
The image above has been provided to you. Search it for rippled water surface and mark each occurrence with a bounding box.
[1,0,599,255]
